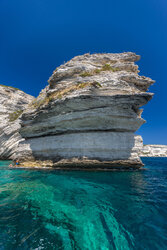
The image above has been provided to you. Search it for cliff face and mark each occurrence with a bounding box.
[12,52,154,169]
[140,145,167,157]
[0,85,34,159]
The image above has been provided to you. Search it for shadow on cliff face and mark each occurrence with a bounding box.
[17,131,143,169]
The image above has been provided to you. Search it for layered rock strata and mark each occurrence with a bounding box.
[0,85,34,159]
[140,145,167,157]
[13,52,154,169]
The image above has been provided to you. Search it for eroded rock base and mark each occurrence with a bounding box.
[17,158,144,171]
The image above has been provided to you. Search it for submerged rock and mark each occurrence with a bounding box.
[0,53,155,169]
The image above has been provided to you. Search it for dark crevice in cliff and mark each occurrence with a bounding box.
[24,128,134,139]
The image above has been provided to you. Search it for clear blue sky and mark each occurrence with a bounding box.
[0,0,166,144]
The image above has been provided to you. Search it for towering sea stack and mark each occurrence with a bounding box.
[0,85,34,159]
[16,52,154,170]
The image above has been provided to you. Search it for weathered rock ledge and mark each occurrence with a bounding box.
[16,158,143,171]
[0,52,155,170]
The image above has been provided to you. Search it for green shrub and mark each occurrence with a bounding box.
[77,82,89,88]
[80,64,120,78]
[9,110,23,122]
[80,72,93,77]
[101,64,119,72]
[94,69,101,74]
[92,81,102,88]
[101,64,113,71]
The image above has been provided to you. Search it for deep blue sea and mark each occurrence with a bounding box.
[0,158,167,250]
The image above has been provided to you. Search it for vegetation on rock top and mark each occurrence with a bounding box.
[80,64,120,77]
[8,110,24,122]
[0,84,20,91]
[30,81,102,109]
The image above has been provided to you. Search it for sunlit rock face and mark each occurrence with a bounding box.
[15,52,154,169]
[140,145,167,157]
[0,85,34,159]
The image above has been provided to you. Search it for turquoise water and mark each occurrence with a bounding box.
[0,158,167,250]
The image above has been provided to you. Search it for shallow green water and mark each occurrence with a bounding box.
[0,158,167,249]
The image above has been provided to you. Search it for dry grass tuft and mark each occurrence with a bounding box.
[29,81,102,109]
[80,64,120,77]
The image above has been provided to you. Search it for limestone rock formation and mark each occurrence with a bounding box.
[0,85,34,159]
[12,52,154,169]
[140,145,167,157]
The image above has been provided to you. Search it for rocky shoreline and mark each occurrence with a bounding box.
[0,52,157,170]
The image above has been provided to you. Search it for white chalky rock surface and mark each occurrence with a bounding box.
[0,85,34,159]
[140,145,167,157]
